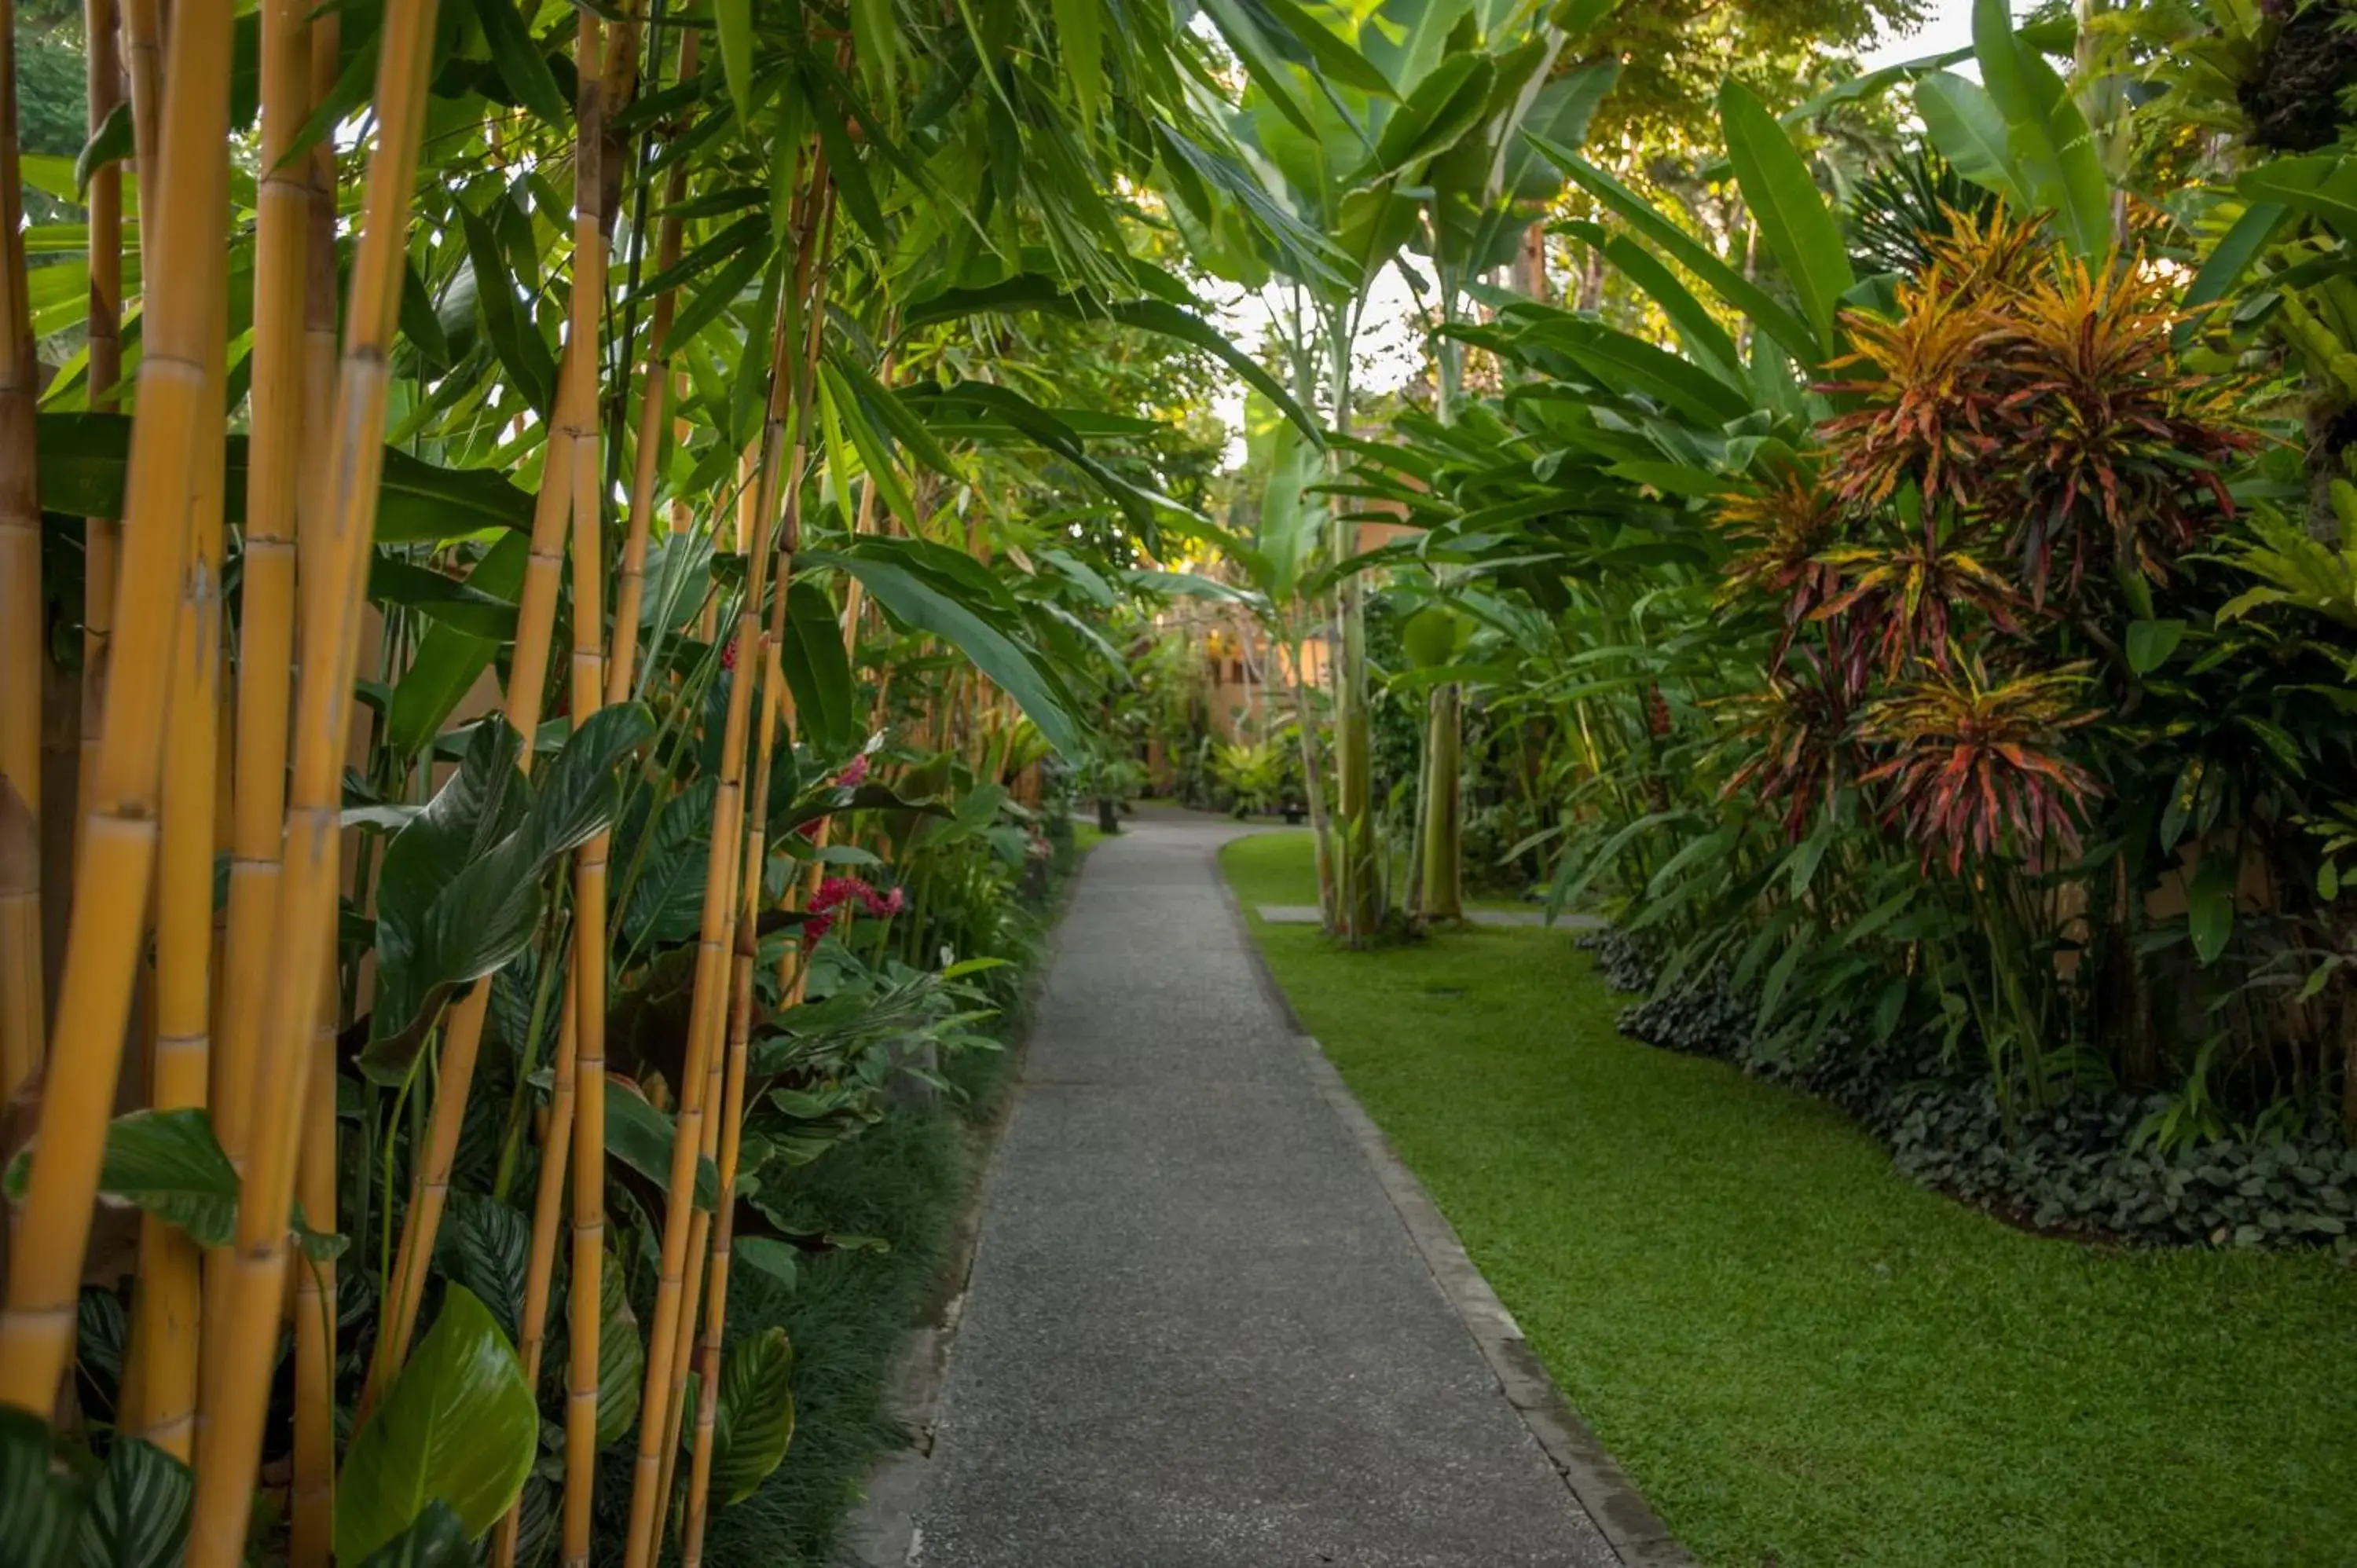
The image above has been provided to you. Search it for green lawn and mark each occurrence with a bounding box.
[1222,830,2357,1568]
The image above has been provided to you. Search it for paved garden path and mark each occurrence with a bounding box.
[907,811,1621,1567]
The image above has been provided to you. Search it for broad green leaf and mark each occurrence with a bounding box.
[2187,848,2236,965]
[347,1503,473,1568]
[596,1255,643,1446]
[780,580,858,757]
[709,1327,796,1504]
[2126,618,2187,676]
[0,1409,83,1568]
[445,1195,532,1346]
[2181,202,2288,344]
[4,1108,240,1251]
[74,100,133,198]
[335,1288,537,1563]
[35,413,535,544]
[1255,0,1395,97]
[2236,158,2357,239]
[385,533,530,759]
[74,1438,192,1568]
[605,1085,721,1210]
[1718,81,1852,352]
[1915,72,2029,208]
[370,558,521,641]
[801,540,1083,753]
[1974,0,2112,258]
[732,1236,801,1291]
[1362,54,1492,185]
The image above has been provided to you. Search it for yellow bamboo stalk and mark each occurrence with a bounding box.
[217,0,315,1172]
[75,0,123,866]
[288,21,340,1561]
[0,0,46,1108]
[126,225,229,1463]
[559,14,612,1567]
[607,30,699,709]
[182,0,443,1557]
[120,0,161,264]
[0,0,236,1416]
[289,943,338,1568]
[622,161,830,1568]
[677,596,793,1568]
[487,980,577,1568]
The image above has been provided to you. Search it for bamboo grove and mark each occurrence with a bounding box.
[0,0,1353,1557]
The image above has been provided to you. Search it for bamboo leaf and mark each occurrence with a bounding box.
[470,0,571,124]
[334,1289,537,1564]
[716,0,756,126]
[1052,0,1103,120]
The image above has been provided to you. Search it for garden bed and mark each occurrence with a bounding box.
[1223,830,2357,1568]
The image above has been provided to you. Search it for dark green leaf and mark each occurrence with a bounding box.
[335,1288,536,1563]
[74,1438,192,1568]
[709,1327,795,1504]
[471,0,571,124]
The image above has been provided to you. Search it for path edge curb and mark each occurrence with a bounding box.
[1214,859,1699,1568]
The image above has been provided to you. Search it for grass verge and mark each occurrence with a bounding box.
[1222,829,2357,1568]
[703,827,1098,1566]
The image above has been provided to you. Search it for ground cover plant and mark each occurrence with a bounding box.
[1224,829,2357,1568]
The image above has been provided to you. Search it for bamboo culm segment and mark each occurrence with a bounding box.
[0,0,46,1108]
[0,0,236,1419]
[72,0,120,879]
[184,0,443,1559]
[129,233,230,1462]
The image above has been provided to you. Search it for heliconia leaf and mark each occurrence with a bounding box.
[334,1288,536,1563]
[1717,80,1853,353]
[779,579,859,758]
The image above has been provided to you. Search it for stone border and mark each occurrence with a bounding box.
[1217,874,1697,1568]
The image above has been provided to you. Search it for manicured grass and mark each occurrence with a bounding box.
[1222,830,2357,1568]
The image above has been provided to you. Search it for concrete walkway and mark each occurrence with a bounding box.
[906,813,1622,1567]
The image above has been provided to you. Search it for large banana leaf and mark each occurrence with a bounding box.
[1972,0,2113,260]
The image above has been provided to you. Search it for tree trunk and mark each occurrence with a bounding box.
[1420,682,1462,921]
